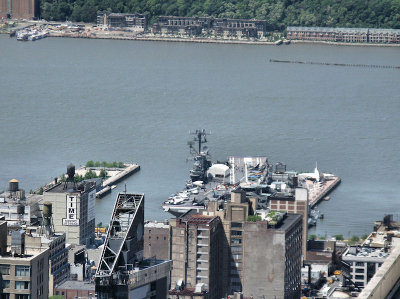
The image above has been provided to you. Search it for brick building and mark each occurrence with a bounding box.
[0,0,38,19]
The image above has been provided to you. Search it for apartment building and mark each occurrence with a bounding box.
[169,214,225,299]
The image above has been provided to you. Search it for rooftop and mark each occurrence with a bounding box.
[275,213,302,231]
[181,214,218,225]
[169,288,207,296]
[0,248,49,261]
[45,181,95,194]
[56,280,95,291]
[343,246,389,260]
[145,221,169,229]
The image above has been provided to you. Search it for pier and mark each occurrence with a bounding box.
[96,185,111,198]
[306,176,341,208]
[101,164,140,187]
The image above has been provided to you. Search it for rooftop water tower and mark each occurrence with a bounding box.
[42,202,54,236]
[64,164,76,190]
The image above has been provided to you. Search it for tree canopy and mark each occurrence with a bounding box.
[40,0,400,29]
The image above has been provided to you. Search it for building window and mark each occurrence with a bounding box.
[0,264,10,275]
[355,275,364,280]
[15,266,30,277]
[2,280,10,288]
[231,222,242,228]
[15,281,30,290]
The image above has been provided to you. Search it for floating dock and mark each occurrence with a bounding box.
[307,176,341,208]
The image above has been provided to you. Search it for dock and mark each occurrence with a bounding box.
[93,163,140,198]
[96,186,111,198]
[306,176,341,208]
[102,164,140,187]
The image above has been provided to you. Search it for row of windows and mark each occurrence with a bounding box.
[0,265,30,277]
[1,295,30,299]
[1,280,30,290]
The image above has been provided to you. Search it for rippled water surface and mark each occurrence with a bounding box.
[1,35,399,237]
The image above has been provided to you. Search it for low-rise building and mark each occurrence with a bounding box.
[286,26,400,43]
[368,28,400,43]
[152,16,266,38]
[152,16,212,36]
[0,232,49,299]
[0,180,42,227]
[54,280,95,299]
[212,18,267,38]
[97,11,148,30]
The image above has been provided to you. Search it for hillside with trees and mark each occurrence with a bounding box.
[40,0,400,30]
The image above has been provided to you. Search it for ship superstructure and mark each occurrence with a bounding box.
[162,131,270,216]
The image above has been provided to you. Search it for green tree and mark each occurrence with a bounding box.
[99,169,107,178]
[309,234,316,240]
[334,234,344,241]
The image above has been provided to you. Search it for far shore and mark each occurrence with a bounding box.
[43,33,400,48]
[2,21,400,48]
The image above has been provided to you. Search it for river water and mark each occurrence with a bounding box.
[0,35,399,238]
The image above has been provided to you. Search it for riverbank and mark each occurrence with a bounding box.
[43,30,400,47]
[3,20,400,47]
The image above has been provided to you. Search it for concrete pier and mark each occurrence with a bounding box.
[306,176,341,208]
[96,186,111,198]
[102,164,140,187]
